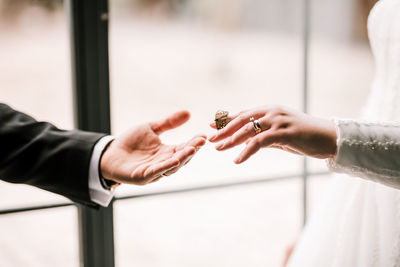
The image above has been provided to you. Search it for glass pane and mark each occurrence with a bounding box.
[0,207,79,266]
[0,0,73,209]
[308,0,376,172]
[115,178,301,267]
[110,0,303,195]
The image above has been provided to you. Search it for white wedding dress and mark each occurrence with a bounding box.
[288,1,400,266]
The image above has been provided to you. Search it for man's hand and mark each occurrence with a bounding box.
[100,110,206,185]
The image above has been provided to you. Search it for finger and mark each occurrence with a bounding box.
[177,135,206,151]
[234,131,278,164]
[209,108,254,129]
[150,110,190,135]
[151,162,180,179]
[163,147,196,176]
[209,113,241,129]
[143,157,180,179]
[164,154,194,176]
[148,161,179,184]
[185,135,207,148]
[208,110,264,143]
[215,122,257,151]
[173,146,196,163]
[149,158,184,182]
[215,115,273,150]
[234,141,261,164]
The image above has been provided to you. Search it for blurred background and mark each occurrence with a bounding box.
[0,0,377,266]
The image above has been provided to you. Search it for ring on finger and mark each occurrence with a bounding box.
[250,117,262,134]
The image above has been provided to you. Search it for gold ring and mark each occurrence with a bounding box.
[250,117,262,134]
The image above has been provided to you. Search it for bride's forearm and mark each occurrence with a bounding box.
[328,119,400,189]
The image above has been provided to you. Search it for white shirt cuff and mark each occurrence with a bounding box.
[88,135,116,207]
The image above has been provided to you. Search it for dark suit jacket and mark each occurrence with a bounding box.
[0,103,106,206]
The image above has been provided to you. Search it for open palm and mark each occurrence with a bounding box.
[100,110,206,185]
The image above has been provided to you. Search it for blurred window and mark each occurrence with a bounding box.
[0,0,376,266]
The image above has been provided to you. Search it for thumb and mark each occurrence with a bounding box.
[150,110,190,135]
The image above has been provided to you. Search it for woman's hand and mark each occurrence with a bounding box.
[209,106,337,164]
[100,110,206,185]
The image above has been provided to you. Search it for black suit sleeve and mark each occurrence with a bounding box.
[0,103,106,207]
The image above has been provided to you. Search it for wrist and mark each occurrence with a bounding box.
[311,117,338,159]
[327,119,338,159]
[99,140,120,190]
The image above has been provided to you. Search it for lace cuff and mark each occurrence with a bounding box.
[327,119,400,190]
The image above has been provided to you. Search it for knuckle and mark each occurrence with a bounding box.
[270,106,288,117]
[272,115,290,127]
[268,105,281,113]
[273,106,283,113]
[271,116,282,128]
[260,118,271,130]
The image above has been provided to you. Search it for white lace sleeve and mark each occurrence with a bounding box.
[327,119,400,189]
